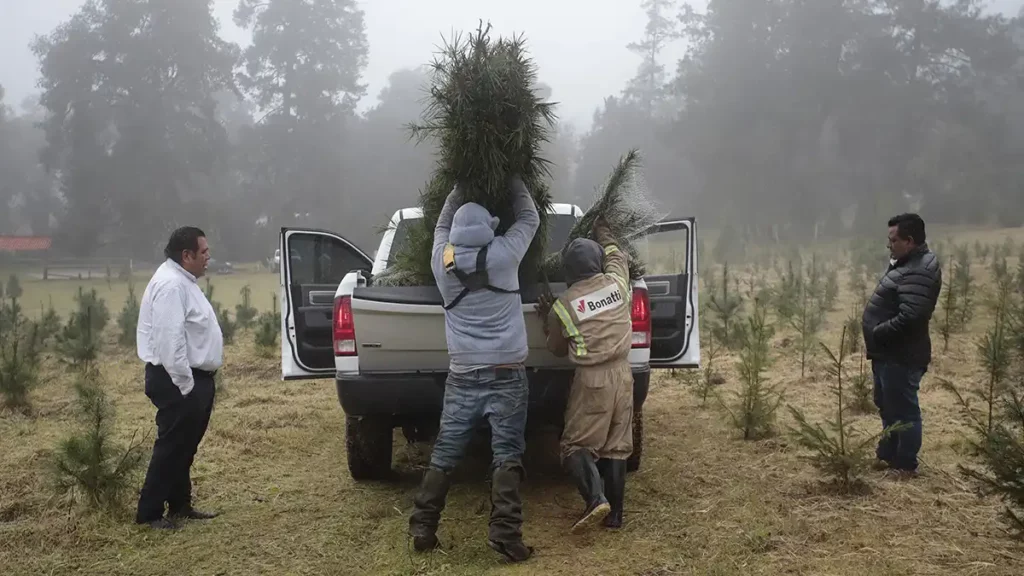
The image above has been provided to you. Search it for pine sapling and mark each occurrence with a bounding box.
[940,281,1014,438]
[117,279,140,347]
[849,352,874,415]
[255,295,280,352]
[774,259,802,322]
[57,306,100,367]
[0,296,42,412]
[203,280,236,344]
[843,312,862,357]
[823,264,840,312]
[788,327,907,489]
[718,299,783,440]
[937,256,959,351]
[50,368,146,509]
[954,246,975,331]
[791,284,822,379]
[685,331,722,408]
[37,298,61,346]
[235,284,258,329]
[709,263,744,349]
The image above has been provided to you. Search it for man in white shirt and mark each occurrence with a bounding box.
[135,226,224,530]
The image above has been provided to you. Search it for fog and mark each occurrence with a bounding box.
[0,0,1022,263]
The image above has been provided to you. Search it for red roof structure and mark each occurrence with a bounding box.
[0,236,53,252]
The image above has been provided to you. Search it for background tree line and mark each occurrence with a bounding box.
[0,0,1022,262]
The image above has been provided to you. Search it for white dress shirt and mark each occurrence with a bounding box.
[137,259,224,396]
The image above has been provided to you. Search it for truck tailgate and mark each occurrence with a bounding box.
[351,286,575,373]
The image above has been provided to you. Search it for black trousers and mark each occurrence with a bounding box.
[136,364,216,523]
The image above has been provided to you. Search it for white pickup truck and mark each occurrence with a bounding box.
[278,203,700,480]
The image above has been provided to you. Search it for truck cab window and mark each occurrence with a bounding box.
[289,235,367,285]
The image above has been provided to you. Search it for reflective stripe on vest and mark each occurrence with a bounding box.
[553,300,588,357]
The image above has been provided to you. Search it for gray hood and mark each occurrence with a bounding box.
[562,238,603,285]
[449,202,499,247]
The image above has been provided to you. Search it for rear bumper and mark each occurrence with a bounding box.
[336,367,651,423]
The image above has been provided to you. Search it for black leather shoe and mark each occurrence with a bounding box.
[170,508,219,521]
[146,518,180,530]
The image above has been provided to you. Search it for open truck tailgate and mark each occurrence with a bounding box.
[351,285,576,373]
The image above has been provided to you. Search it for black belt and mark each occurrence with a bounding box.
[192,368,217,378]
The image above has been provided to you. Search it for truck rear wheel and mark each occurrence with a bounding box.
[627,408,643,472]
[346,416,393,481]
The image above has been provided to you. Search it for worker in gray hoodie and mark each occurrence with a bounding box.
[408,174,539,563]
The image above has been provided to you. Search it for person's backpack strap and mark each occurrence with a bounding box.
[443,244,519,311]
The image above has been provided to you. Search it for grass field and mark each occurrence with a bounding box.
[2,228,1024,575]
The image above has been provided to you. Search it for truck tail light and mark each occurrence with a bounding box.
[333,295,356,356]
[631,288,651,348]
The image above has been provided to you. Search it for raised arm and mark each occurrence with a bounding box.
[594,218,630,293]
[492,174,539,264]
[431,185,462,275]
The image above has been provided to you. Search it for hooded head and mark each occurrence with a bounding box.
[449,202,500,247]
[562,238,604,286]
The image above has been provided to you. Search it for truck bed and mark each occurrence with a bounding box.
[351,283,575,373]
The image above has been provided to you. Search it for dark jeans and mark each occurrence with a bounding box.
[872,360,924,471]
[429,367,528,472]
[136,364,216,523]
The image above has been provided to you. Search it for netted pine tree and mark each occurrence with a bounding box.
[788,327,907,490]
[375,23,555,287]
[718,298,783,440]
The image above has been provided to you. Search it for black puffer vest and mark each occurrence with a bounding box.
[862,245,942,368]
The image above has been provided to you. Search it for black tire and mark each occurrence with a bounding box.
[345,416,393,481]
[626,408,643,472]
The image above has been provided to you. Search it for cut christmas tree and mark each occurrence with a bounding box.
[376,22,555,287]
[377,23,662,289]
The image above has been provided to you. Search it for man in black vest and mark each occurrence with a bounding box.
[862,213,941,477]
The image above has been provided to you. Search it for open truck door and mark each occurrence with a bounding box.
[638,218,700,369]
[280,228,372,380]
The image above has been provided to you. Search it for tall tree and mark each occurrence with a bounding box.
[234,0,369,231]
[33,0,238,258]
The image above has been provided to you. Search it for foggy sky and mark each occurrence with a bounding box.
[1,0,1021,129]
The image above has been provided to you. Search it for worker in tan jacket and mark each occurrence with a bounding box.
[537,217,633,533]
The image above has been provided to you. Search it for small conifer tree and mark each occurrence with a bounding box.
[708,263,744,349]
[791,284,823,379]
[848,352,874,415]
[117,279,140,348]
[954,245,975,331]
[235,284,258,329]
[684,331,722,408]
[0,296,42,412]
[788,327,907,489]
[937,255,959,351]
[718,299,783,440]
[50,367,146,509]
[255,295,280,352]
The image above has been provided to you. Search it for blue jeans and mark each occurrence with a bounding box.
[872,360,925,471]
[429,367,528,472]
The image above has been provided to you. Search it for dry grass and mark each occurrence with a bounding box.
[2,227,1024,575]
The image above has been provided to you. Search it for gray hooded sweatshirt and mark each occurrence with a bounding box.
[431,176,540,370]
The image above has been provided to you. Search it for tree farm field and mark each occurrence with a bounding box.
[3,228,1024,576]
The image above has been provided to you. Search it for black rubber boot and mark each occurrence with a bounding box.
[487,461,533,563]
[564,450,610,534]
[602,459,626,529]
[408,467,451,552]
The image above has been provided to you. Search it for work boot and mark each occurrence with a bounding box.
[408,467,451,552]
[487,461,533,563]
[601,459,626,529]
[564,450,610,534]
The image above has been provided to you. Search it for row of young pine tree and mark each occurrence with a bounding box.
[0,277,281,510]
[687,236,1024,539]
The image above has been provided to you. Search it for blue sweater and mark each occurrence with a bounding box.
[431,176,540,369]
